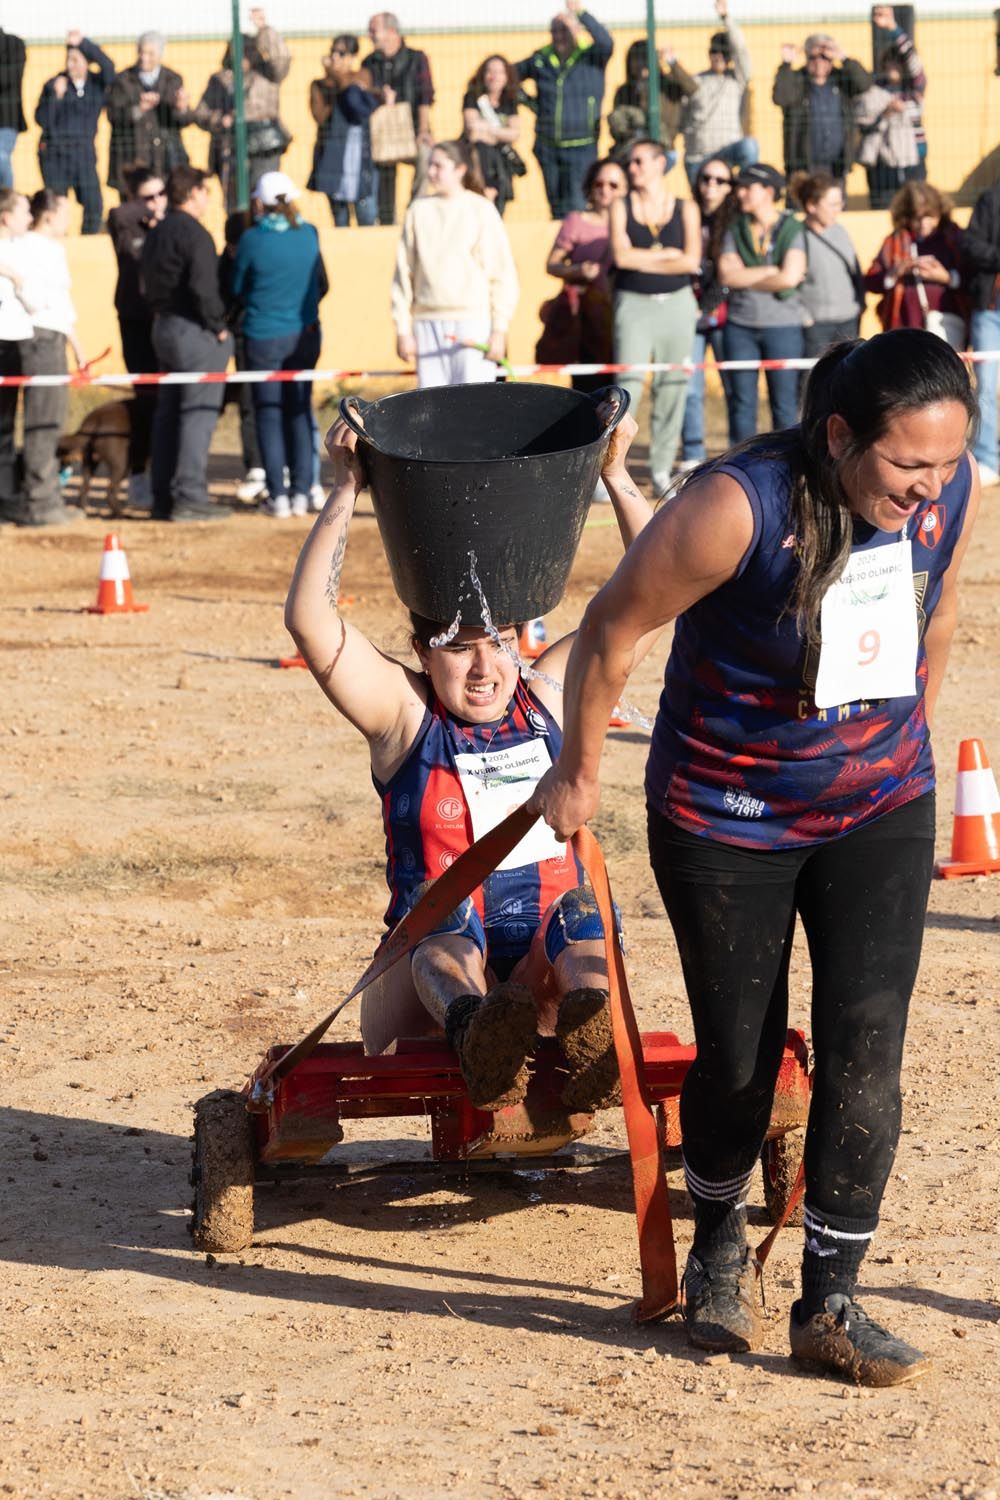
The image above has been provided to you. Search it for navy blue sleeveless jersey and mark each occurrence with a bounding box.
[374,679,582,965]
[644,438,973,848]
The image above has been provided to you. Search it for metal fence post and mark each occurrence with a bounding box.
[231,0,249,211]
[645,0,661,141]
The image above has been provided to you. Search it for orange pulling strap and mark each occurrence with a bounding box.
[256,804,682,1317]
[755,1159,805,1270]
[572,826,680,1321]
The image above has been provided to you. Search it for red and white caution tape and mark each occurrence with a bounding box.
[3,351,1000,387]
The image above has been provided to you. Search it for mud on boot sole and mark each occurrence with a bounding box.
[556,987,622,1112]
[453,981,537,1111]
[789,1296,931,1387]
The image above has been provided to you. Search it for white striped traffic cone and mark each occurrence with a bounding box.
[84,533,149,615]
[936,738,1000,878]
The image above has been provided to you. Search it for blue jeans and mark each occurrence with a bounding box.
[534,139,597,219]
[328,190,377,227]
[971,308,1000,472]
[0,127,16,190]
[681,324,729,463]
[723,321,804,445]
[246,326,321,500]
[684,136,759,190]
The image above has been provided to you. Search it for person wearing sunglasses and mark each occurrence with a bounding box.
[308,35,380,228]
[107,164,169,510]
[773,33,871,182]
[679,158,736,471]
[679,0,758,190]
[540,156,627,396]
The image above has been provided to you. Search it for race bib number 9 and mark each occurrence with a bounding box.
[814,537,918,709]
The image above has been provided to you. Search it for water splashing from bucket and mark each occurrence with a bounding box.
[465,552,653,731]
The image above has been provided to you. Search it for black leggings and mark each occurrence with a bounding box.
[647,796,935,1223]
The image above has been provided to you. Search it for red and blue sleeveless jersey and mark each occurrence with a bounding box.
[644,438,973,849]
[374,680,581,963]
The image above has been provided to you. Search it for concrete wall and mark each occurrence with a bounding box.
[66,208,970,381]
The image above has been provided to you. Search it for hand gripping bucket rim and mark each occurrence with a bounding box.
[339,383,629,626]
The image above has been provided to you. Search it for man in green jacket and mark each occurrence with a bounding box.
[516,0,614,219]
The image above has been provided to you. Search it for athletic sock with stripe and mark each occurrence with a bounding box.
[799,1204,879,1316]
[684,1156,755,1259]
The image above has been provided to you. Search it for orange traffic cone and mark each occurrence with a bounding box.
[84,533,148,615]
[518,618,546,659]
[936,738,1000,878]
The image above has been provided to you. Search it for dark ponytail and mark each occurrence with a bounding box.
[790,329,977,640]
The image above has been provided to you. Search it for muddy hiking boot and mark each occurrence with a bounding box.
[789,1295,931,1387]
[556,987,622,1112]
[444,983,537,1111]
[682,1242,763,1353]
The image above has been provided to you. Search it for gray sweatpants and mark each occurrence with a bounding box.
[21,329,68,520]
[613,286,698,492]
[151,314,231,513]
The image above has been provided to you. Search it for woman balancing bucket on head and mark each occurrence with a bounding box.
[285,397,657,1116]
[528,330,981,1386]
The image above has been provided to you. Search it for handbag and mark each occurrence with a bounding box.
[247,118,292,156]
[370,101,417,164]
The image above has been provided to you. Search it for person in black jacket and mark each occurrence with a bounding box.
[515,0,614,220]
[964,182,1000,487]
[308,35,380,226]
[0,28,27,190]
[35,30,114,234]
[772,33,871,182]
[141,165,233,522]
[105,33,191,198]
[108,165,167,507]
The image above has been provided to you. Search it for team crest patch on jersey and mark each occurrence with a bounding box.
[916,504,945,549]
[526,707,549,736]
[436,796,464,821]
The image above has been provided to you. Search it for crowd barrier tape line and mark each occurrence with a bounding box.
[6,350,1000,388]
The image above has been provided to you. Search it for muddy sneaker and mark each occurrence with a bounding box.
[556,987,622,1111]
[682,1243,763,1353]
[789,1295,930,1387]
[444,983,537,1111]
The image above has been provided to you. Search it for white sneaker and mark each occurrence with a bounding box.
[675,458,702,475]
[290,492,309,517]
[977,460,1000,488]
[236,467,268,502]
[591,477,612,503]
[262,494,292,518]
[128,471,153,509]
[651,471,672,497]
[309,482,326,512]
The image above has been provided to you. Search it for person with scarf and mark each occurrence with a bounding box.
[462,55,524,218]
[864,180,965,350]
[231,172,327,519]
[717,161,806,443]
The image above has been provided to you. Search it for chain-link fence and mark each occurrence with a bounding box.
[5,1,1000,234]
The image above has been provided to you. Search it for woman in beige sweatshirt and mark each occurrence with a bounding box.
[391,139,519,388]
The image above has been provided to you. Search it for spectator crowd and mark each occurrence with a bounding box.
[2,2,1000,526]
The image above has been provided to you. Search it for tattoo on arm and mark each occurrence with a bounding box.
[321,504,346,528]
[325,528,348,608]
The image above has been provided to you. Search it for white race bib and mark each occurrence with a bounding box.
[454,739,567,872]
[814,536,918,709]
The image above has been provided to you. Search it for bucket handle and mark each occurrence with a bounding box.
[588,385,631,439]
[339,395,374,447]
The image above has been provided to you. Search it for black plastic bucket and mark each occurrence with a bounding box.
[339,383,629,626]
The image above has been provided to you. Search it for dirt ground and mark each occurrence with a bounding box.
[1,406,999,1500]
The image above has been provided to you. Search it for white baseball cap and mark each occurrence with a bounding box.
[254,170,300,206]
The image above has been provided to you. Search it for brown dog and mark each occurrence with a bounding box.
[57,400,133,517]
